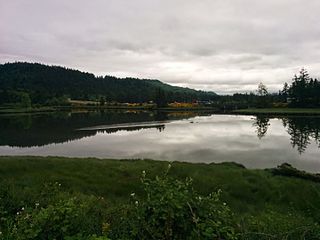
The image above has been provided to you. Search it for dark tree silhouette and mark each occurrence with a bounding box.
[288,68,320,107]
[154,88,168,107]
[0,62,217,106]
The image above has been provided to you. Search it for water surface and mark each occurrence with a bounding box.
[0,110,319,172]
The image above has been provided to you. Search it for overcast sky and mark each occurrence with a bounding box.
[1,0,320,94]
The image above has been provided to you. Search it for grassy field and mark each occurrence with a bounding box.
[233,108,320,115]
[1,156,320,239]
[1,156,320,213]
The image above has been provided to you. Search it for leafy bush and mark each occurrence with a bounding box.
[3,165,320,240]
[0,182,109,240]
[109,168,237,240]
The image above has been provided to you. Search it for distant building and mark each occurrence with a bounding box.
[286,97,294,103]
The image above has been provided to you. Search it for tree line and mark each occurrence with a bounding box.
[280,68,320,107]
[214,68,320,109]
[1,62,319,109]
[0,62,217,107]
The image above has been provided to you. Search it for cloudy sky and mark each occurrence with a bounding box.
[1,0,320,94]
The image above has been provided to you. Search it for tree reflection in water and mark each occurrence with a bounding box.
[253,116,270,139]
[0,110,199,147]
[254,116,320,154]
[1,112,319,155]
[282,117,320,154]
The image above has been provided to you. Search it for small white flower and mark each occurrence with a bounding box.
[135,201,139,206]
[223,202,227,206]
[130,192,135,197]
[16,212,20,215]
[21,207,25,211]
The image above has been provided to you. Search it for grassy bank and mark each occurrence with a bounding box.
[0,106,56,114]
[1,156,320,239]
[233,108,320,115]
[1,156,319,210]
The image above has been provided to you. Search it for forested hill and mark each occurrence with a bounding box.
[0,62,217,105]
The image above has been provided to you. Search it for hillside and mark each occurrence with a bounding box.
[0,62,217,106]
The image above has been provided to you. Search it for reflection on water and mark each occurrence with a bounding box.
[0,111,319,172]
[0,111,202,147]
[283,117,320,154]
[94,125,166,135]
[253,116,270,139]
[253,116,320,154]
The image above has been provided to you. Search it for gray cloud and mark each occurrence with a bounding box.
[1,0,320,94]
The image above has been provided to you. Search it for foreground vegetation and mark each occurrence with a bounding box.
[1,156,320,239]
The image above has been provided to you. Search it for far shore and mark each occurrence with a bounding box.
[1,105,320,116]
[0,105,219,115]
[233,108,320,115]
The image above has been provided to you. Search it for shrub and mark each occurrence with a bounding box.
[109,168,238,240]
[0,182,109,240]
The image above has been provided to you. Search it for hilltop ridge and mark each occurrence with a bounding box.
[0,62,217,105]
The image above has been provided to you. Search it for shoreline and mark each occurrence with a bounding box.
[0,106,219,115]
[2,106,320,116]
[0,155,319,179]
[233,108,320,116]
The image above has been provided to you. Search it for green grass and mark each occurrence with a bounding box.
[2,156,320,239]
[233,108,320,115]
[1,156,320,215]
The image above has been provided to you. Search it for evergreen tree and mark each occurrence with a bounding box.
[154,88,167,107]
[282,82,289,102]
[290,68,310,106]
[256,83,269,108]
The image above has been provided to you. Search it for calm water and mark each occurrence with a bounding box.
[0,110,319,172]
